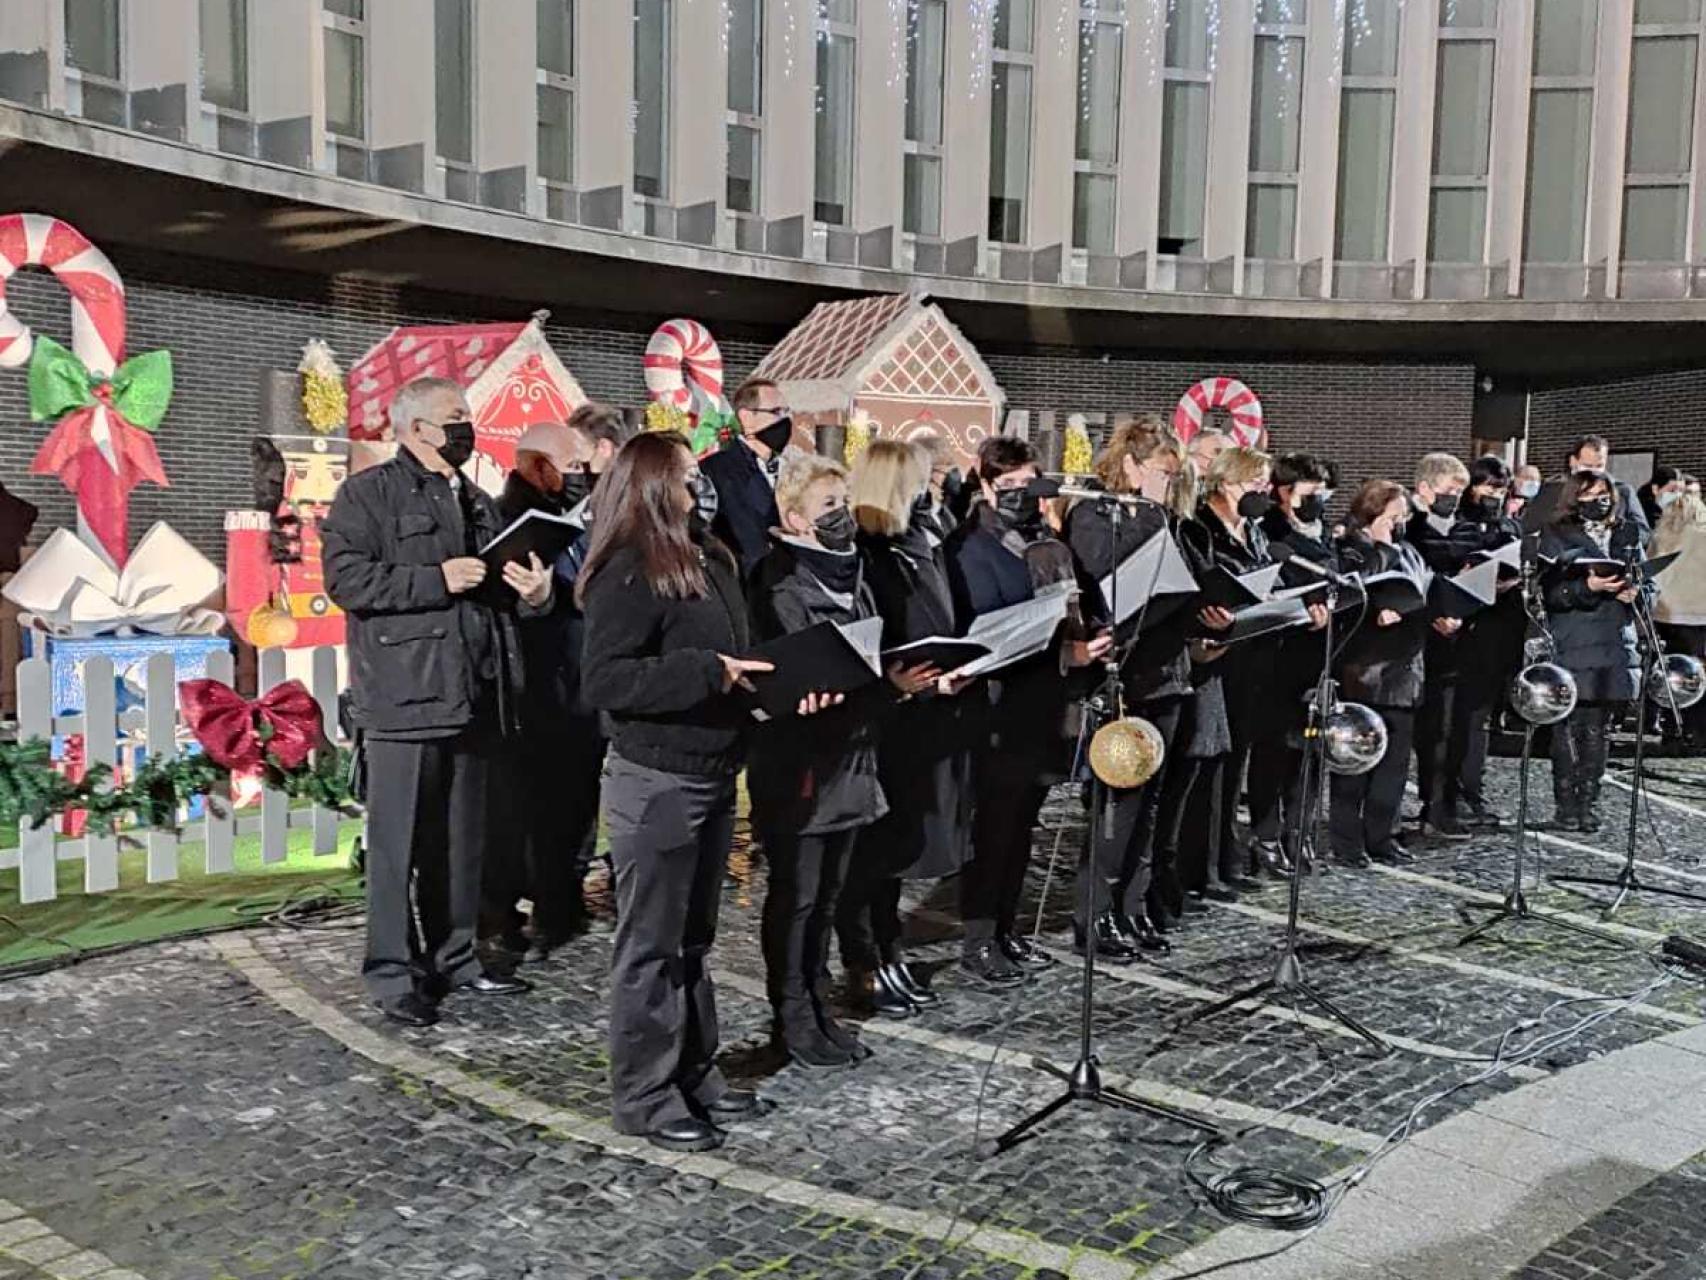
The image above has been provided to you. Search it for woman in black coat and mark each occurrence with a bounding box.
[839,439,974,1018]
[579,433,826,1154]
[1331,480,1430,866]
[1540,471,1648,832]
[749,455,936,1068]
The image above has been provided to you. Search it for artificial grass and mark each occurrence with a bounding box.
[0,820,365,972]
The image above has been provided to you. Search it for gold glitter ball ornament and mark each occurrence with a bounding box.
[1088,716,1165,789]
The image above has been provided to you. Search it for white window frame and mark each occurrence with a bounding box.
[1072,0,1124,253]
[1159,6,1211,256]
[902,0,946,242]
[1246,8,1308,259]
[1428,19,1498,263]
[1523,1,1599,264]
[988,0,1037,246]
[813,2,858,230]
[537,0,577,203]
[1334,1,1401,262]
[1622,11,1702,262]
[725,0,763,217]
[63,0,127,128]
[632,0,673,215]
[198,0,254,154]
[435,0,479,201]
[320,1,369,178]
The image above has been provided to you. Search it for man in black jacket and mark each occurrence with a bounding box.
[701,377,796,575]
[324,376,552,1027]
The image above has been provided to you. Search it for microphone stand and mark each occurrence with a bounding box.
[990,493,1220,1155]
[1459,553,1624,946]
[1176,564,1388,1054]
[1552,556,1706,915]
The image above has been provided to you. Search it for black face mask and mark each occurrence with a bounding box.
[994,486,1042,530]
[813,505,857,553]
[753,416,793,457]
[687,472,719,529]
[1475,493,1504,520]
[1292,493,1327,524]
[437,419,476,470]
[1429,492,1460,519]
[911,491,936,521]
[1236,490,1272,521]
[940,468,965,504]
[1579,497,1615,523]
[559,469,593,509]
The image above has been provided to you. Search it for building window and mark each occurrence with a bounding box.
[435,0,475,175]
[537,1,576,190]
[64,0,125,126]
[1247,1,1306,258]
[1429,2,1497,262]
[1159,0,1211,256]
[1335,0,1400,262]
[199,0,248,114]
[726,0,762,213]
[989,0,1035,243]
[904,0,946,237]
[1623,0,1700,261]
[323,1,366,144]
[634,0,671,199]
[814,2,857,225]
[1523,0,1598,263]
[1073,1,1124,254]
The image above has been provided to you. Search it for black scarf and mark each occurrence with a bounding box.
[786,538,863,598]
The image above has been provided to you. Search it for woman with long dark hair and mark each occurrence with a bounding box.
[578,432,794,1154]
[1540,471,1648,832]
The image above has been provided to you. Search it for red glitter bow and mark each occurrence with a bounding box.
[177,678,325,773]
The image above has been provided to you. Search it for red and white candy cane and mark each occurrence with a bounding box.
[1173,376,1265,448]
[0,213,127,376]
[643,318,726,414]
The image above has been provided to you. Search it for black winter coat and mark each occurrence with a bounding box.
[498,473,594,729]
[1407,505,1494,679]
[1198,502,1274,733]
[1335,534,1429,709]
[701,439,781,577]
[1541,517,1647,703]
[323,448,533,740]
[579,540,751,777]
[746,537,890,837]
[1260,507,1338,709]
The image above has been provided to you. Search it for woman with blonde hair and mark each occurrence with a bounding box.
[1654,487,1706,743]
[837,439,973,1017]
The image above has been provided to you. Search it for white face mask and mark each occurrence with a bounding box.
[1659,489,1681,510]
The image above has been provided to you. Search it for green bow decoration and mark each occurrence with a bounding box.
[27,335,173,430]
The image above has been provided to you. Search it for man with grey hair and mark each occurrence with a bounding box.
[324,376,553,1027]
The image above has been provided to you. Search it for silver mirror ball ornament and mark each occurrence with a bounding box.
[1322,702,1388,776]
[1510,662,1579,726]
[1649,653,1706,711]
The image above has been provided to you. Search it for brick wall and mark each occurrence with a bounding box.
[1528,369,1706,482]
[983,348,1480,492]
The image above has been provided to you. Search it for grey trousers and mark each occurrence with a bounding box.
[603,753,738,1134]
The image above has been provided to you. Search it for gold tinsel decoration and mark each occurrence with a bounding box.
[298,339,346,435]
[843,417,872,468]
[1061,419,1094,476]
[644,400,691,436]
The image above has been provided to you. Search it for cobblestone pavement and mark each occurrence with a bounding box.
[6,755,1706,1280]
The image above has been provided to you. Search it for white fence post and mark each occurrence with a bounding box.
[15,657,56,904]
[202,649,237,875]
[310,645,340,857]
[82,655,118,893]
[144,652,179,883]
[258,647,288,864]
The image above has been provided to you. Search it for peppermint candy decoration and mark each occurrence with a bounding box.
[0,212,127,376]
[643,318,726,415]
[1173,376,1265,448]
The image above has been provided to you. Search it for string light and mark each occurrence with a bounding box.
[968,0,995,96]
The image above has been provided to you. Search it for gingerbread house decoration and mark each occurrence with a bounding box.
[346,313,586,493]
[753,292,1003,466]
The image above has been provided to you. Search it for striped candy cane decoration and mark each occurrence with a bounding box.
[643,318,726,414]
[0,213,127,376]
[1172,376,1265,448]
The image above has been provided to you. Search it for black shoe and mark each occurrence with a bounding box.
[1419,820,1472,843]
[1579,809,1603,835]
[1543,811,1580,832]
[1153,866,1186,919]
[998,933,1056,970]
[647,1116,725,1153]
[960,943,1027,988]
[1335,849,1373,869]
[1203,883,1240,903]
[1073,912,1139,964]
[887,961,942,1007]
[378,992,439,1027]
[851,966,917,1018]
[459,972,532,996]
[1143,890,1174,933]
[703,1088,773,1121]
[1370,842,1415,866]
[1181,891,1210,914]
[1123,912,1172,954]
[817,1012,872,1062]
[1252,839,1294,879]
[1462,803,1506,830]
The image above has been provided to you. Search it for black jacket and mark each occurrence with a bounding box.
[1198,501,1274,729]
[1335,534,1429,708]
[498,473,594,728]
[1449,506,1527,697]
[1260,506,1338,707]
[1541,516,1647,702]
[579,539,751,777]
[746,537,889,836]
[701,439,781,577]
[1066,497,1195,704]
[323,448,533,740]
[1407,504,1493,679]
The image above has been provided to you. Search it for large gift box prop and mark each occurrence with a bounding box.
[346,312,586,494]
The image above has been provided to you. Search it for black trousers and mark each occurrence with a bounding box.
[528,720,608,940]
[836,861,904,971]
[1329,705,1415,858]
[1415,675,1467,825]
[603,754,737,1134]
[762,827,859,1026]
[1550,701,1616,818]
[1078,698,1184,925]
[1172,754,1241,892]
[1248,695,1309,853]
[963,749,1049,945]
[363,733,489,1002]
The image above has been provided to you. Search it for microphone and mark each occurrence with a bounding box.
[1271,544,1362,590]
[1026,476,1149,507]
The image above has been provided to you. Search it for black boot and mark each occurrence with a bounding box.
[1073,910,1139,963]
[1119,910,1171,954]
[848,965,916,1018]
[887,960,942,1007]
[1251,838,1293,879]
[812,972,871,1061]
[773,1006,854,1069]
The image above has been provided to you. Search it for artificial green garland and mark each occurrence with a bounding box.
[0,739,358,835]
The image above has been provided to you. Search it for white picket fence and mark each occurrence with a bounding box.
[3,646,352,905]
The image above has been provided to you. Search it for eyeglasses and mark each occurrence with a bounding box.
[750,405,791,419]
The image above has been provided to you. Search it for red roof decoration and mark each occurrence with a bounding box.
[347,322,528,439]
[754,292,917,383]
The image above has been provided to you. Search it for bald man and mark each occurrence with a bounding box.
[485,404,624,959]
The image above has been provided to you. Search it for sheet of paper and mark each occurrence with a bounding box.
[835,615,884,676]
[1095,530,1199,625]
